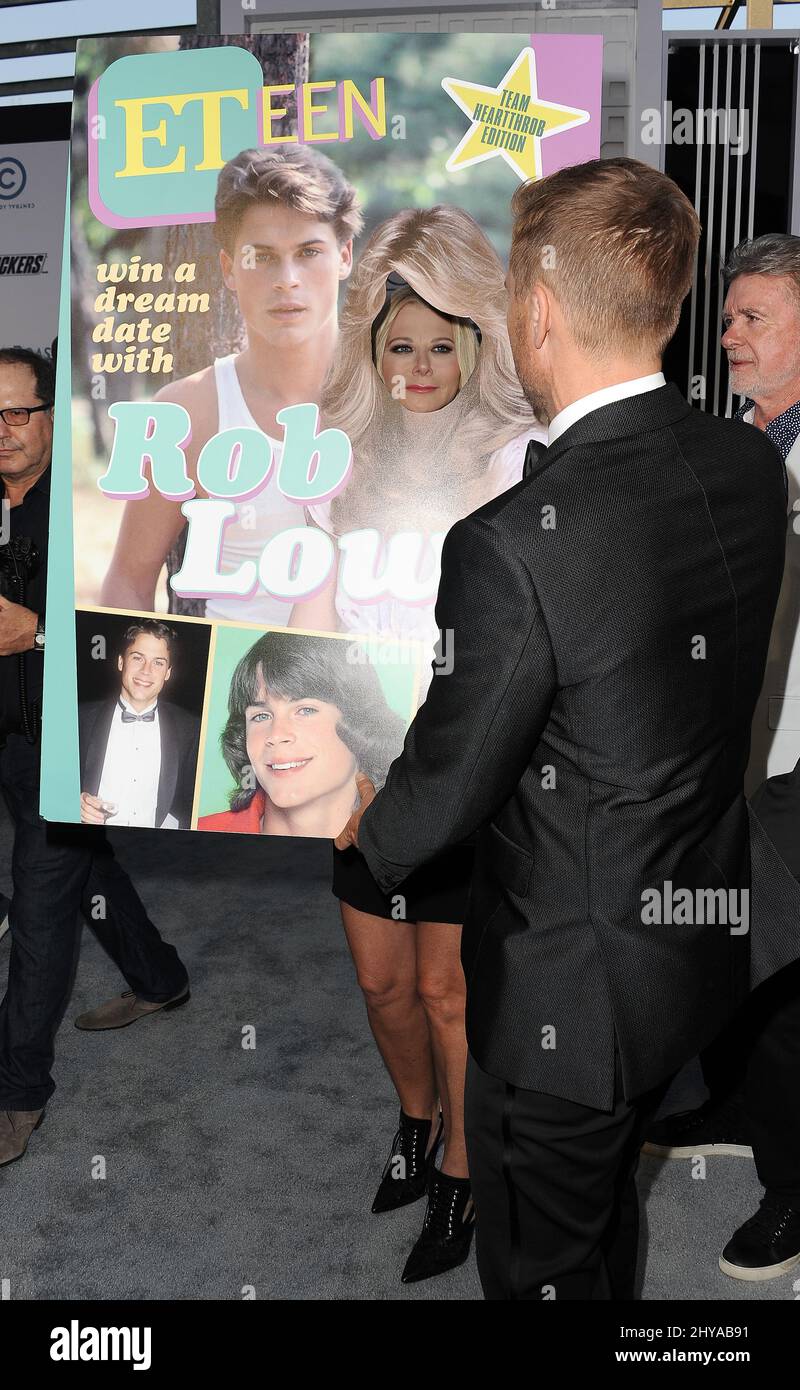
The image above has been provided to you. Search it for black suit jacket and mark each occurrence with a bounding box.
[79,697,199,830]
[359,384,792,1109]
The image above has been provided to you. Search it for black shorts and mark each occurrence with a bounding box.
[331,841,476,924]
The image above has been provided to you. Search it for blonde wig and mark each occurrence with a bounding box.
[374,287,480,393]
[322,205,536,534]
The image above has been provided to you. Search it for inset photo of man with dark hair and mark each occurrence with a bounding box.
[77,614,210,830]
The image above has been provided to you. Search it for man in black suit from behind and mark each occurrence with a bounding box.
[79,619,198,833]
[336,157,790,1299]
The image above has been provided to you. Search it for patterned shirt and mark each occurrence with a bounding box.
[735,397,800,461]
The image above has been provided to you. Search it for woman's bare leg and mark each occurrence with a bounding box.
[340,902,438,1126]
[415,921,469,1178]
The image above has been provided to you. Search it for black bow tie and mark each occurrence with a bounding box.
[523,438,548,480]
[119,699,156,723]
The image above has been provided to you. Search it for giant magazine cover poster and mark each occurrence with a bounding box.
[41,31,601,837]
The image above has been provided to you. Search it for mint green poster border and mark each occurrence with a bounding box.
[198,625,420,821]
[40,170,80,822]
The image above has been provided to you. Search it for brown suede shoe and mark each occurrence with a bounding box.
[0,1108,45,1166]
[74,986,190,1031]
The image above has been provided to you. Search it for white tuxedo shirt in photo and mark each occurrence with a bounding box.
[97,696,162,828]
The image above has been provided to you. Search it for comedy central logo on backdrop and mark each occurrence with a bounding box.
[0,156,27,200]
[442,39,601,183]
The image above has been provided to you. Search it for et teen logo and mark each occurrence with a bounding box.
[0,254,47,275]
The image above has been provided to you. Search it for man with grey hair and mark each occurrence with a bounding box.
[646,233,800,1283]
[726,233,800,787]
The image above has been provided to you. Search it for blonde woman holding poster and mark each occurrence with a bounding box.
[290,205,545,1284]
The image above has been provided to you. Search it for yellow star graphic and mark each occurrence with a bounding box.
[442,46,590,182]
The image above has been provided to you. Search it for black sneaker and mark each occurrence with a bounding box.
[642,1099,752,1159]
[719,1193,800,1281]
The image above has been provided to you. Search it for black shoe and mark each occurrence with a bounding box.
[401,1168,475,1284]
[642,1098,752,1159]
[719,1193,800,1281]
[371,1109,443,1214]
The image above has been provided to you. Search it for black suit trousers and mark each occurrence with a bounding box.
[81,836,188,1005]
[702,959,800,1204]
[465,1047,674,1300]
[700,765,800,1202]
[0,734,90,1109]
[0,735,187,1108]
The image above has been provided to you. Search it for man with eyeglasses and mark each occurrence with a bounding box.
[0,347,189,1169]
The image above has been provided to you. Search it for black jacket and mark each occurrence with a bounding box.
[0,467,50,737]
[78,697,199,829]
[359,384,793,1109]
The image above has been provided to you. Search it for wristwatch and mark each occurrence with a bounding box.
[33,616,45,652]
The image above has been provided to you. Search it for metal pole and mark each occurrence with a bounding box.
[700,43,720,413]
[747,43,761,238]
[714,43,734,416]
[687,45,706,401]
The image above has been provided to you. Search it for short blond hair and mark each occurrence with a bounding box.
[374,287,479,392]
[510,157,700,357]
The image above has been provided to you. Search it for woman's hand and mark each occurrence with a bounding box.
[334,771,376,849]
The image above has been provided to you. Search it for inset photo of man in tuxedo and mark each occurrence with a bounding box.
[78,615,208,830]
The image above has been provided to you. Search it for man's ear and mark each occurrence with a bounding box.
[339,238,354,281]
[164,667,172,683]
[117,655,123,673]
[529,284,552,352]
[219,246,235,292]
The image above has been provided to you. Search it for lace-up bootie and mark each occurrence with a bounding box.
[372,1108,443,1214]
[401,1168,475,1283]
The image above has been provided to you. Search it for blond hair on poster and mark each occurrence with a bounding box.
[321,205,536,533]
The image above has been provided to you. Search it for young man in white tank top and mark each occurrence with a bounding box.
[101,146,362,619]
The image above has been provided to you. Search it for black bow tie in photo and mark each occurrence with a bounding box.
[119,699,156,723]
[523,438,548,480]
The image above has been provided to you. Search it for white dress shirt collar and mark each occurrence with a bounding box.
[547,372,667,446]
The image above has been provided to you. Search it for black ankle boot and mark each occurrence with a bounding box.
[401,1168,475,1283]
[372,1109,443,1214]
